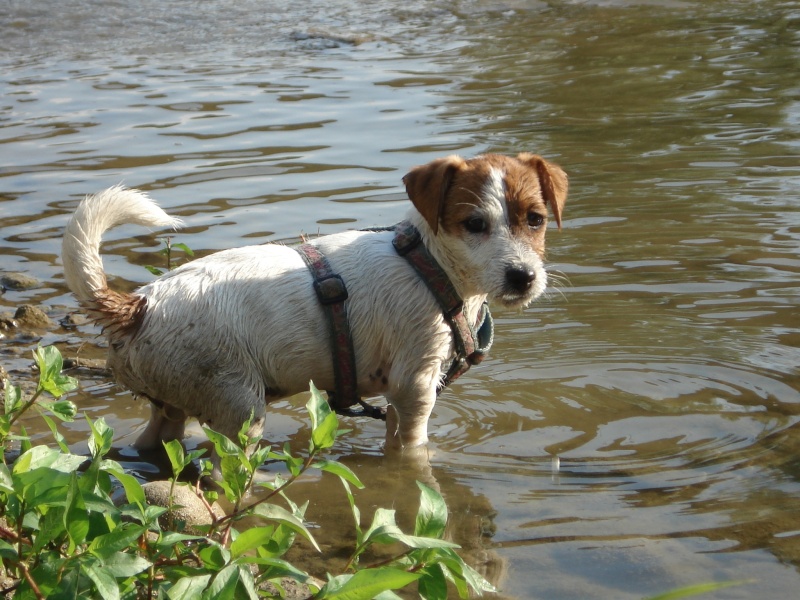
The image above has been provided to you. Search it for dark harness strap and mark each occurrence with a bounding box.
[392,221,494,390]
[296,243,386,420]
[296,221,494,419]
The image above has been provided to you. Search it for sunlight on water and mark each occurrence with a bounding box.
[1,1,799,598]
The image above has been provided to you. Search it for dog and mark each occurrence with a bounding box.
[62,153,567,459]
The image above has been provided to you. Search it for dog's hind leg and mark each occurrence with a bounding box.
[202,389,268,482]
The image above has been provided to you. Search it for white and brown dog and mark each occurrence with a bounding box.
[62,153,567,458]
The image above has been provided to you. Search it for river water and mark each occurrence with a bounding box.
[1,0,799,598]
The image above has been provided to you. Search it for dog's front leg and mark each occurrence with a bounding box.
[133,402,187,450]
[384,383,437,451]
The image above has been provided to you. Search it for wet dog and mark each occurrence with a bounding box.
[62,153,567,458]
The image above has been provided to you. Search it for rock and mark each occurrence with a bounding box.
[0,273,40,291]
[141,480,225,534]
[14,304,52,328]
[137,482,322,597]
[290,28,371,47]
[62,356,109,376]
[60,312,91,329]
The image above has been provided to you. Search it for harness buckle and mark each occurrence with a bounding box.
[314,274,349,305]
[392,225,422,256]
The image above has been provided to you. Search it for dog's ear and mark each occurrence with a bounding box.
[403,155,467,234]
[517,153,568,229]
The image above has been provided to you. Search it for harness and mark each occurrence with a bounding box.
[296,220,494,420]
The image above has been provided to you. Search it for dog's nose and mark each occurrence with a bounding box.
[506,266,536,292]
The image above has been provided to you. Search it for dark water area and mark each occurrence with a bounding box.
[1,1,799,597]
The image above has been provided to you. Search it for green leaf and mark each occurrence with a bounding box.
[231,526,279,559]
[338,479,362,541]
[386,532,459,550]
[171,242,194,257]
[64,472,90,549]
[203,427,243,458]
[203,564,239,600]
[87,417,114,459]
[312,459,364,489]
[0,463,13,494]
[40,413,70,452]
[645,580,751,600]
[0,539,18,561]
[362,508,398,545]
[104,466,146,506]
[198,543,231,571]
[144,265,163,276]
[42,399,78,422]
[156,531,207,548]
[18,423,31,454]
[33,509,67,554]
[98,551,152,578]
[163,439,187,479]
[415,481,447,539]
[3,380,21,415]
[13,444,86,474]
[252,503,320,552]
[217,455,250,501]
[317,568,421,600]
[247,444,273,473]
[83,561,120,600]
[167,575,212,600]
[418,565,449,600]
[89,526,147,560]
[236,563,259,600]
[306,381,338,451]
[34,345,79,398]
[240,556,310,582]
[436,548,497,597]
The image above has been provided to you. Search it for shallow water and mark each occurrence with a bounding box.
[1,0,799,598]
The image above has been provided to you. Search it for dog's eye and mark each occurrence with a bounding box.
[464,217,488,234]
[528,212,545,230]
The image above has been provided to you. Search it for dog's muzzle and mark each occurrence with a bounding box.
[505,265,537,294]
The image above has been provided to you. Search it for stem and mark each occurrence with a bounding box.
[195,479,221,526]
[0,523,20,543]
[216,449,318,528]
[166,478,176,531]
[165,237,173,271]
[17,561,44,600]
[360,549,415,571]
[147,561,155,600]
[7,389,43,428]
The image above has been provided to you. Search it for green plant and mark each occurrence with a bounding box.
[144,237,194,275]
[1,347,496,599]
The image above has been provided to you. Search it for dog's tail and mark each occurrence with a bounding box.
[62,186,182,331]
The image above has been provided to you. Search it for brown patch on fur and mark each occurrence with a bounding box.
[407,154,567,239]
[403,155,467,234]
[515,153,568,229]
[86,289,147,339]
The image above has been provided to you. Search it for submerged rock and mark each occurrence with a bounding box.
[0,273,40,291]
[141,480,225,534]
[14,304,52,328]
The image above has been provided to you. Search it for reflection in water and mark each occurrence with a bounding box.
[1,0,799,598]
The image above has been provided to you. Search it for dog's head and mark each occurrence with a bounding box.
[403,153,568,308]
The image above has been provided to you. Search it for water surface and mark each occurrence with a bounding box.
[1,1,799,598]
